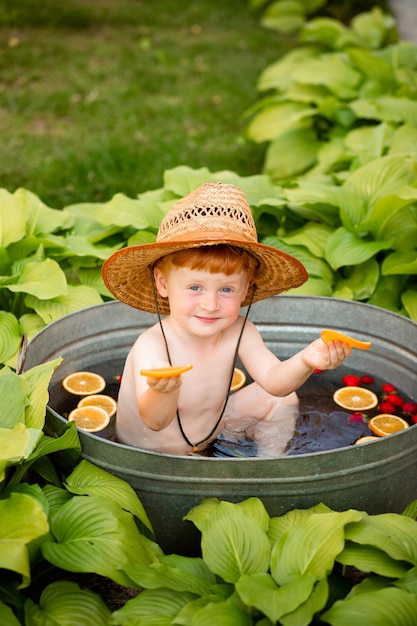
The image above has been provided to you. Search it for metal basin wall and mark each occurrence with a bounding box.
[25,297,417,555]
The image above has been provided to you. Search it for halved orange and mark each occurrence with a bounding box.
[62,371,106,396]
[321,329,371,350]
[333,386,378,411]
[230,367,246,392]
[140,364,193,378]
[355,435,379,444]
[68,405,110,432]
[368,414,409,437]
[77,394,117,417]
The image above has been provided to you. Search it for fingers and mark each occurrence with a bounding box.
[146,374,182,393]
[326,340,352,368]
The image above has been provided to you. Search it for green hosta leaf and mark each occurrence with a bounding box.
[64,460,154,536]
[402,500,417,520]
[333,258,379,301]
[351,96,417,125]
[337,541,410,578]
[288,276,333,296]
[19,313,45,341]
[0,368,28,428]
[343,154,417,210]
[270,510,363,585]
[351,7,396,48]
[292,55,362,99]
[127,229,157,246]
[246,101,315,143]
[7,259,67,299]
[0,188,29,247]
[402,289,417,322]
[364,186,417,241]
[97,193,166,231]
[20,357,62,430]
[379,204,417,251]
[300,17,360,50]
[0,602,20,626]
[60,234,121,261]
[125,555,215,596]
[257,46,319,92]
[389,124,417,158]
[184,497,221,532]
[367,275,405,313]
[344,123,393,166]
[187,599,254,625]
[0,311,21,365]
[345,513,417,565]
[24,581,111,626]
[260,1,305,35]
[382,251,417,275]
[322,586,417,626]
[325,227,393,270]
[42,495,157,586]
[77,266,111,297]
[268,504,333,546]
[0,424,42,480]
[395,566,417,595]
[265,236,334,284]
[280,223,333,258]
[280,576,329,626]
[284,183,340,226]
[236,572,316,623]
[112,588,196,626]
[265,126,320,180]
[25,284,103,324]
[198,500,271,583]
[348,48,395,86]
[0,492,49,581]
[237,497,270,532]
[163,164,212,197]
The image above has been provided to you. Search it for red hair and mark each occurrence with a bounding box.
[154,245,258,281]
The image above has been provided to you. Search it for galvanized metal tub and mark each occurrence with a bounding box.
[25,297,417,554]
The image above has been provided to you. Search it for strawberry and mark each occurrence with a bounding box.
[343,374,360,386]
[387,394,404,407]
[379,401,396,414]
[348,412,364,423]
[313,369,324,374]
[411,415,417,425]
[360,375,375,385]
[381,383,397,394]
[402,401,417,415]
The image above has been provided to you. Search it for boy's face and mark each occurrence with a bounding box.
[154,265,249,337]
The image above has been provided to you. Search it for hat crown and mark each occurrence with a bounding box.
[157,182,258,243]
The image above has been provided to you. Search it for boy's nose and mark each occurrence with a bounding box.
[200,292,220,311]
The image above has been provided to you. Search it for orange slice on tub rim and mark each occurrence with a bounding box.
[320,329,371,350]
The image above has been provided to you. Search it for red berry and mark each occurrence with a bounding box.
[381,383,397,394]
[314,369,324,374]
[411,415,417,424]
[387,394,404,407]
[343,374,360,386]
[360,375,375,385]
[115,374,122,383]
[402,401,417,415]
[348,412,364,423]
[379,401,396,414]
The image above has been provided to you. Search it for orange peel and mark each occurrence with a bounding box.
[140,364,193,378]
[320,329,371,350]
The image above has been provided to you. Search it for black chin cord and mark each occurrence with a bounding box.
[150,267,257,451]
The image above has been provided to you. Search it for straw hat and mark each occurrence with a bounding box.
[102,182,308,314]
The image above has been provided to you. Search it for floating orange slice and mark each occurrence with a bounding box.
[355,435,379,444]
[62,371,106,395]
[320,329,371,350]
[68,405,110,432]
[230,367,246,392]
[368,414,410,437]
[140,364,193,378]
[77,394,117,417]
[333,386,378,411]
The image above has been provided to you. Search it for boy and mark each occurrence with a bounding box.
[102,182,351,455]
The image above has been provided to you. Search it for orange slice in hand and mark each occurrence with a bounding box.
[333,386,378,411]
[77,394,117,417]
[230,367,246,392]
[140,364,193,378]
[62,371,106,395]
[68,405,110,432]
[369,414,409,437]
[320,329,371,350]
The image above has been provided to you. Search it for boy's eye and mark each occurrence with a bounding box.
[221,287,232,293]
[190,285,201,291]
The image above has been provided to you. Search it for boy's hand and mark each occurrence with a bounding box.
[141,361,185,394]
[302,338,352,371]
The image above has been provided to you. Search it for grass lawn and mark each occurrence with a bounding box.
[0,0,290,207]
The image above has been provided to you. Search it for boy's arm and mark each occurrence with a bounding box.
[240,321,351,397]
[138,374,182,431]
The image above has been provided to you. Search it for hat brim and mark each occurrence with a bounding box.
[102,234,308,314]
